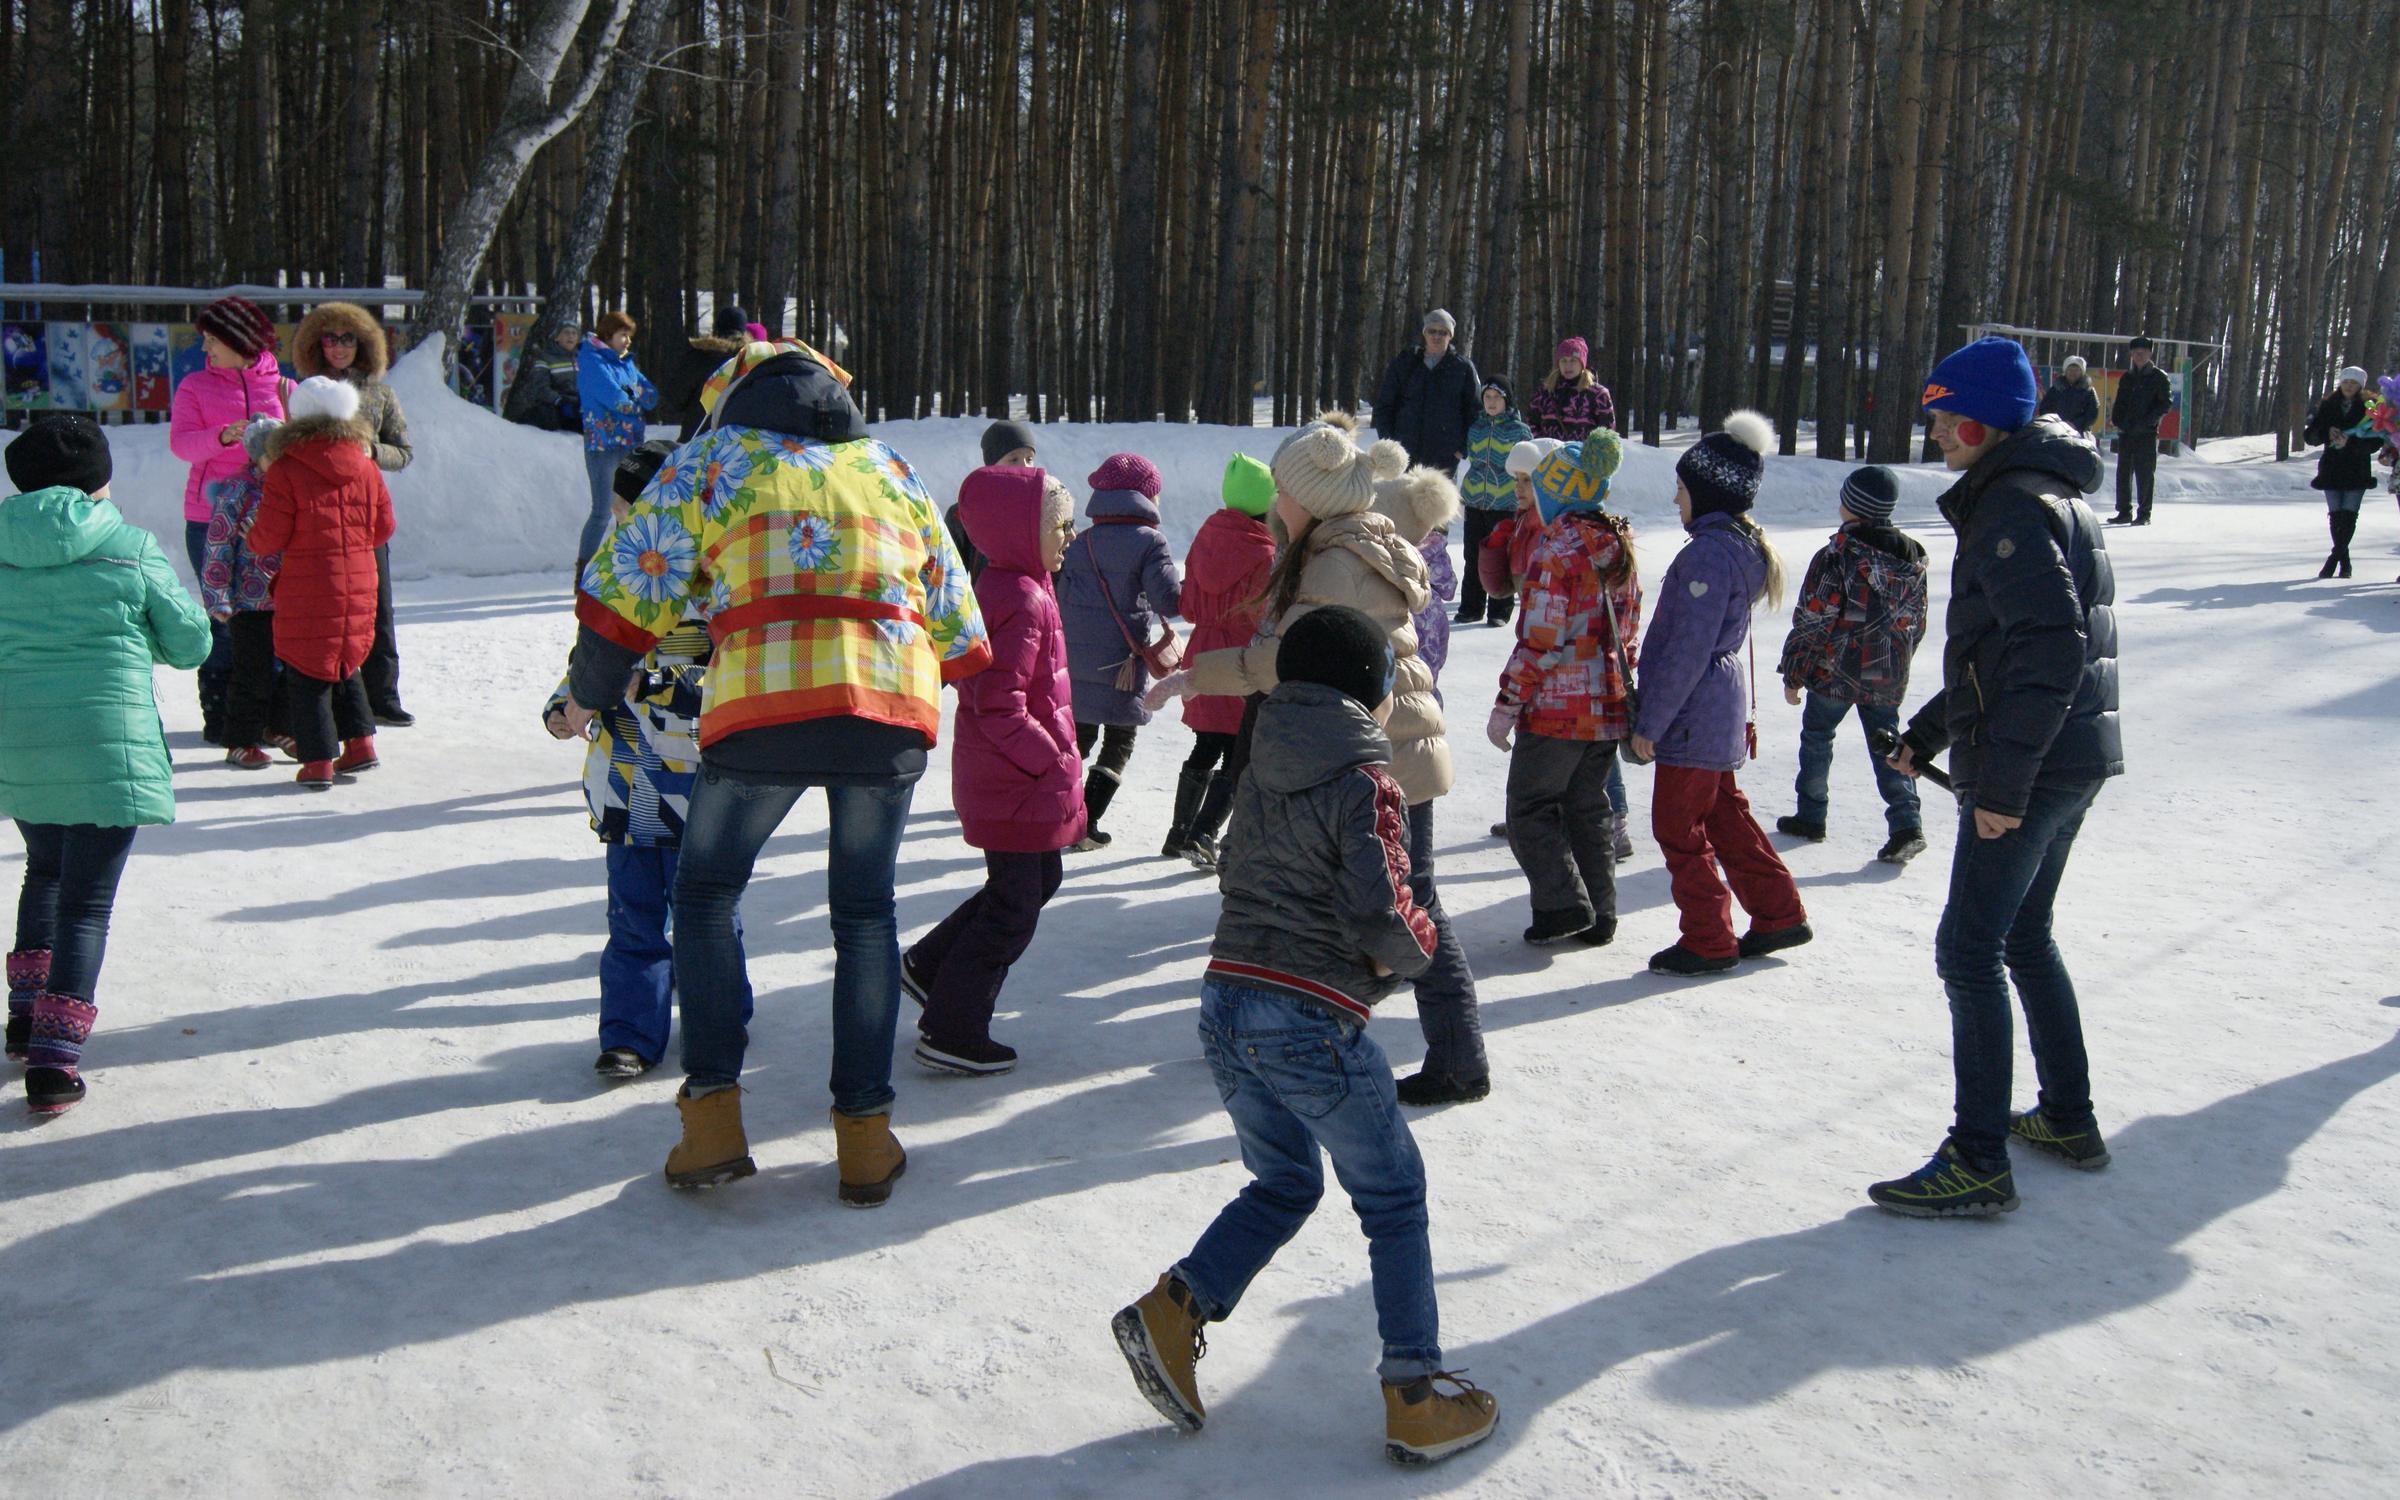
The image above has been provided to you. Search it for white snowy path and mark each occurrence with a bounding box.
[3,454,2398,1498]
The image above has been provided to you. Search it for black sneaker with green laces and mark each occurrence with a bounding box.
[2009,1108,2111,1170]
[1868,1141,2019,1218]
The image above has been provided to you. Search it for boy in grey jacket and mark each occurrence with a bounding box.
[1111,605,1500,1467]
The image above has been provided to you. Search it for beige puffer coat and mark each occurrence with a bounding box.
[1185,508,1453,805]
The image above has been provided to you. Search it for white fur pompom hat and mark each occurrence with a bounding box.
[1675,408,1775,517]
[1371,465,1463,543]
[1271,410,1408,521]
[1505,436,1563,479]
[287,374,362,425]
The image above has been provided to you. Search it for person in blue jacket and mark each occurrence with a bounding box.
[576,310,659,569]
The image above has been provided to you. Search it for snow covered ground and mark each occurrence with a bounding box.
[3,387,2398,1497]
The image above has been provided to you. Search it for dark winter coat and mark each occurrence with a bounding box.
[660,335,750,441]
[505,349,582,431]
[246,415,398,682]
[1778,523,1929,709]
[1523,379,1617,444]
[1372,346,1482,472]
[1206,680,1439,1026]
[2304,391,2380,492]
[1902,417,2122,819]
[2109,363,2173,436]
[1056,488,1183,726]
[2036,379,2099,435]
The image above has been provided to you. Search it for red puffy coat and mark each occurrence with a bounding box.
[949,467,1086,853]
[247,416,397,683]
[1178,507,1277,736]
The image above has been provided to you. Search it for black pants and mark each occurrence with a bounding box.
[287,668,374,762]
[1457,507,1507,619]
[13,822,137,1002]
[2115,434,2158,520]
[183,521,231,724]
[1181,731,1238,779]
[907,849,1065,1046]
[362,542,402,713]
[1505,732,1621,927]
[224,611,284,749]
[1075,721,1138,826]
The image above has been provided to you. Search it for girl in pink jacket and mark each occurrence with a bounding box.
[168,296,288,745]
[901,465,1084,1076]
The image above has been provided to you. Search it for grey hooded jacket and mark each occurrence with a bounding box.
[1205,681,1438,1024]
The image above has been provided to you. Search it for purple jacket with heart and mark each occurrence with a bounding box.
[1633,511,1767,771]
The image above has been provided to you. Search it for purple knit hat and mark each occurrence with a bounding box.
[196,296,276,361]
[1088,452,1162,498]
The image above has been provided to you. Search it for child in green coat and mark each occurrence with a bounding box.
[0,415,211,1114]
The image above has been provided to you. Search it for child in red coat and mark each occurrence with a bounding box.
[1163,452,1278,868]
[246,376,396,791]
[901,467,1083,1075]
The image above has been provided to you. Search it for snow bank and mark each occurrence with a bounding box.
[5,368,2329,589]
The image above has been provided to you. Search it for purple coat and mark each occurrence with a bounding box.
[951,467,1087,852]
[1634,511,1767,772]
[1057,488,1183,726]
[1414,532,1455,690]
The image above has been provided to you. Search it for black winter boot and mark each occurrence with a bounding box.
[1182,769,1239,868]
[1486,596,1515,628]
[2334,510,2358,579]
[1074,767,1122,851]
[1161,767,1209,858]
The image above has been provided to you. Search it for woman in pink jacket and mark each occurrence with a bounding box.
[168,296,287,743]
[900,465,1083,1077]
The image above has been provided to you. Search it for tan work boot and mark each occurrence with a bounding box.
[1382,1372,1499,1465]
[664,1085,756,1188]
[830,1106,906,1207]
[1111,1273,1208,1433]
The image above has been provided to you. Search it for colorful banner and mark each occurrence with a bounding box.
[493,313,534,409]
[2,322,48,410]
[130,323,174,411]
[3,315,517,415]
[84,322,132,413]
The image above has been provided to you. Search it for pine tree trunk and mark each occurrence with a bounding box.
[1868,0,1927,461]
[1814,0,1855,460]
[1107,0,1162,420]
[532,0,668,350]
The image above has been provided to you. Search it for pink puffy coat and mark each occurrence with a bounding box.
[950,467,1087,853]
[168,349,288,522]
[1178,507,1277,736]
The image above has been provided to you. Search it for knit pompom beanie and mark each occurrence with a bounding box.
[1271,411,1407,521]
[1533,427,1625,525]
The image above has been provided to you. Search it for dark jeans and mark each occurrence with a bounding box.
[286,668,374,762]
[1181,731,1238,779]
[362,542,402,713]
[13,822,138,1002]
[223,610,284,748]
[1405,800,1484,1081]
[1935,778,2105,1165]
[1794,691,1921,834]
[182,521,232,715]
[1457,507,1508,618]
[1174,978,1441,1383]
[908,849,1063,1045]
[673,767,916,1112]
[581,446,627,563]
[1505,732,1620,925]
[2115,433,2158,520]
[602,843,752,1065]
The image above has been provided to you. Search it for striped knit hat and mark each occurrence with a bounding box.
[196,296,276,361]
[1839,465,1899,525]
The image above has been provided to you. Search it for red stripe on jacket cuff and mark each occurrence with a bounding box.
[942,638,995,683]
[575,592,660,655]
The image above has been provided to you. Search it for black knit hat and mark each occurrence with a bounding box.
[981,419,1038,467]
[1276,604,1394,711]
[712,305,751,337]
[195,295,276,361]
[1839,465,1900,524]
[6,412,112,495]
[1675,409,1775,521]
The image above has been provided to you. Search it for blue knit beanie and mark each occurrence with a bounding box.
[1920,337,2039,432]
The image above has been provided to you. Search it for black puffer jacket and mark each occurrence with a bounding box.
[1371,346,1483,471]
[1903,417,2121,818]
[2036,379,2099,435]
[1207,681,1438,1024]
[2303,391,2379,492]
[2109,363,2172,436]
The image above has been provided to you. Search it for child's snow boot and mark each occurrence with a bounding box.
[1112,1273,1208,1434]
[24,992,96,1115]
[6,948,49,1062]
[1181,769,1238,869]
[1383,1372,1500,1465]
[1523,909,1596,946]
[226,745,273,770]
[914,1033,1018,1076]
[831,1106,906,1207]
[1485,596,1514,628]
[335,736,379,775]
[1610,811,1634,864]
[1395,1069,1492,1107]
[296,759,337,791]
[1737,921,1813,959]
[663,1084,756,1188]
[1072,766,1122,851]
[1161,767,1209,858]
[1648,943,1738,977]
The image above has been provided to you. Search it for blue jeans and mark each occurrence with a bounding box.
[673,768,915,1112]
[1605,753,1627,816]
[580,447,628,562]
[1794,691,1921,834]
[1175,980,1441,1383]
[1936,779,2104,1165]
[602,844,753,1065]
[13,822,138,1001]
[2325,488,2366,514]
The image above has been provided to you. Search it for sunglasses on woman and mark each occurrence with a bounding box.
[320,332,359,348]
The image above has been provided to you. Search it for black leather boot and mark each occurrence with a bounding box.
[1161,767,1209,857]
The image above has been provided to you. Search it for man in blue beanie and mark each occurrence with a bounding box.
[1866,336,2123,1219]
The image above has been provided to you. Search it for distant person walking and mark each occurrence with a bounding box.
[2107,338,2172,526]
[2305,366,2377,580]
[1372,310,1482,477]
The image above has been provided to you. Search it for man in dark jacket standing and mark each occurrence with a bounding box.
[2035,355,2099,435]
[656,306,755,441]
[2107,337,2173,525]
[1372,310,1482,476]
[1870,336,2123,1221]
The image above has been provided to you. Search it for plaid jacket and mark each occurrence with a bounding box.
[545,620,712,847]
[575,426,990,748]
[1777,523,1929,709]
[1497,511,1641,741]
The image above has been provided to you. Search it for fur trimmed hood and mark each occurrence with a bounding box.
[292,302,391,379]
[261,413,377,469]
[1370,466,1462,544]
